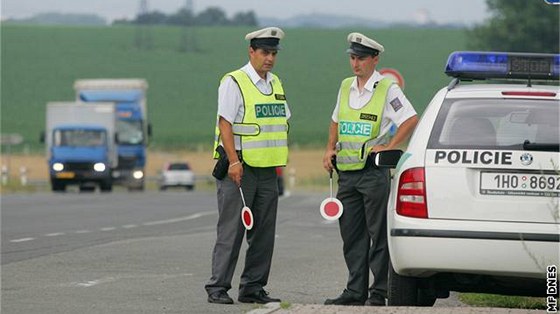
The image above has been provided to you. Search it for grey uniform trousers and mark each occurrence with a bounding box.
[336,165,390,301]
[205,165,279,296]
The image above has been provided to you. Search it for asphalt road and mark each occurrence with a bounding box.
[0,190,516,313]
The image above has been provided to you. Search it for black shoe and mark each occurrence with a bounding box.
[365,294,386,306]
[238,289,281,304]
[324,290,365,306]
[207,291,234,304]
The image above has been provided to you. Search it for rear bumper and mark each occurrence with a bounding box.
[388,216,559,279]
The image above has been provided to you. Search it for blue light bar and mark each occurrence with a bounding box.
[445,51,560,80]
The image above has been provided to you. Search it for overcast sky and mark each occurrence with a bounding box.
[2,0,490,25]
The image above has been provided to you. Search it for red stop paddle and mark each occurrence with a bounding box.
[320,170,343,220]
[239,186,254,230]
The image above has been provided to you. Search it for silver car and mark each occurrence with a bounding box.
[158,162,195,191]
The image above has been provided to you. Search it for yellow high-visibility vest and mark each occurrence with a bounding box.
[337,77,392,171]
[213,69,288,167]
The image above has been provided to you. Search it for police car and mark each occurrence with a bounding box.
[386,51,560,306]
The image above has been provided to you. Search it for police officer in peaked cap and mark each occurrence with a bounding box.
[323,32,418,306]
[205,27,290,305]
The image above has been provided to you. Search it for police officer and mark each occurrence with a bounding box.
[323,32,418,306]
[205,27,290,305]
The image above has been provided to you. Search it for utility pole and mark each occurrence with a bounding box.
[179,0,199,53]
[135,0,153,50]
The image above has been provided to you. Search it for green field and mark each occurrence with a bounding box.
[1,25,466,152]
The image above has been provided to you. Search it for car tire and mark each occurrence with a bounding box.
[388,262,419,306]
[417,288,437,307]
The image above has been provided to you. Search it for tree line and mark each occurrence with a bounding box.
[113,7,257,27]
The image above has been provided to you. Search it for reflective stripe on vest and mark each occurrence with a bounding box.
[213,70,289,167]
[337,77,392,171]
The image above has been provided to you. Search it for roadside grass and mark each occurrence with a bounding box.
[459,293,546,310]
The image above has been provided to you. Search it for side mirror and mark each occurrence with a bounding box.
[373,150,403,168]
[39,131,45,143]
[147,123,153,137]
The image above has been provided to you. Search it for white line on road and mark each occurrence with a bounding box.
[142,211,215,226]
[9,211,216,244]
[45,232,65,237]
[10,237,35,243]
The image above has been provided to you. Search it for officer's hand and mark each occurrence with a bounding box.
[371,144,388,153]
[228,162,243,186]
[323,150,336,173]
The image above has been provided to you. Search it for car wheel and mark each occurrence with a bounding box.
[417,288,437,306]
[388,262,419,306]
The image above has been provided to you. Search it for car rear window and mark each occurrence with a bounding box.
[428,98,559,150]
[169,163,190,170]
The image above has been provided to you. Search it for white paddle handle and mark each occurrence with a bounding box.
[239,187,247,207]
[329,171,333,199]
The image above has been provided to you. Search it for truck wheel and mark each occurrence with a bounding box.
[100,182,113,192]
[388,262,419,306]
[51,181,66,192]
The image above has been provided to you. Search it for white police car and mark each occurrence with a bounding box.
[387,51,560,306]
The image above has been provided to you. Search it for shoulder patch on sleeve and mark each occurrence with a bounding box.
[390,97,403,112]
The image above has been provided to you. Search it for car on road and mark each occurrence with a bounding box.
[158,162,195,191]
[387,51,560,306]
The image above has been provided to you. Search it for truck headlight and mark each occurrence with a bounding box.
[133,170,144,179]
[52,163,64,171]
[93,163,106,172]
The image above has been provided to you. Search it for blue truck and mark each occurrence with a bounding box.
[43,102,117,192]
[74,79,150,191]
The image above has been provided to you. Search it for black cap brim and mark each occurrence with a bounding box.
[346,42,378,57]
[251,38,281,50]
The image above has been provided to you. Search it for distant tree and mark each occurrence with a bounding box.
[6,13,106,26]
[135,11,167,25]
[167,8,195,26]
[195,7,228,26]
[231,11,257,26]
[467,0,559,53]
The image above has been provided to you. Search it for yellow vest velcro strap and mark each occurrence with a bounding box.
[242,139,288,149]
[233,124,260,136]
[232,124,288,136]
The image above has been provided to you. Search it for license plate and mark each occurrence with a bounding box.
[56,172,75,179]
[480,172,560,197]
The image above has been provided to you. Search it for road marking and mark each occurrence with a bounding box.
[63,273,193,288]
[45,232,65,237]
[10,237,34,243]
[9,212,216,243]
[142,211,215,226]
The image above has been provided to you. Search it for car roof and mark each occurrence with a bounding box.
[445,82,560,100]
